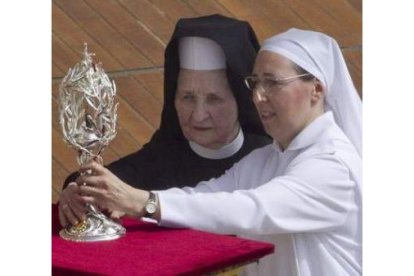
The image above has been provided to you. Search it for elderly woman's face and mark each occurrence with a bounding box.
[252,51,320,149]
[175,69,239,149]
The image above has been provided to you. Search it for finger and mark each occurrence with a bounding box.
[110,210,125,220]
[62,182,80,197]
[81,193,108,211]
[58,204,68,227]
[61,182,79,198]
[76,175,102,187]
[79,161,106,175]
[70,202,87,222]
[79,185,103,197]
[81,195,97,206]
[60,181,86,224]
[66,181,81,193]
[72,194,88,213]
[61,202,79,226]
[61,184,86,212]
[67,182,78,188]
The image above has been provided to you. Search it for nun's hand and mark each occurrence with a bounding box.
[58,182,87,227]
[76,161,149,218]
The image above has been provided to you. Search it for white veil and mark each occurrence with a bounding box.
[260,28,362,157]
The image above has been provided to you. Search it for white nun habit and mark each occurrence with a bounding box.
[156,29,362,276]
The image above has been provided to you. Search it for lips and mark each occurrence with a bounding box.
[259,111,276,120]
[192,126,212,131]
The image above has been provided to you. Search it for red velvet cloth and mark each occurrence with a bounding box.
[52,204,274,275]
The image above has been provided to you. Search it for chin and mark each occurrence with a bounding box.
[263,126,274,136]
[265,128,280,141]
[194,138,225,149]
[191,137,213,146]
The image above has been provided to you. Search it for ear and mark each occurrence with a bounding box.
[310,79,324,105]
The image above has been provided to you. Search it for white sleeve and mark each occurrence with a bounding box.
[158,153,357,235]
[158,156,243,195]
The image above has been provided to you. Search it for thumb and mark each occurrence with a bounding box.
[110,210,125,221]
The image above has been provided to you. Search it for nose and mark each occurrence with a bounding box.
[191,102,209,122]
[252,86,267,103]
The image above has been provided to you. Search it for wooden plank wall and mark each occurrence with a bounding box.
[52,0,362,203]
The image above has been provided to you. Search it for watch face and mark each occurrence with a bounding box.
[145,202,157,214]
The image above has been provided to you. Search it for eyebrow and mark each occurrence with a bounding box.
[176,88,194,94]
[251,72,279,78]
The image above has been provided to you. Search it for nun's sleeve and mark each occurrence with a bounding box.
[157,153,356,235]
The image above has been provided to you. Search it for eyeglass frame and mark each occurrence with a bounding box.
[244,73,313,94]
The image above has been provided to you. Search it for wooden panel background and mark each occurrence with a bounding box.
[52,0,362,203]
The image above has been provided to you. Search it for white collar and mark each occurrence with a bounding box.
[189,128,244,159]
[272,111,337,152]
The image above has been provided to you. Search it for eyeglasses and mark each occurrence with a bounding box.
[244,73,312,93]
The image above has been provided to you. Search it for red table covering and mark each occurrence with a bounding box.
[52,204,274,275]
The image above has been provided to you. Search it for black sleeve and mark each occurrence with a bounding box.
[62,140,176,191]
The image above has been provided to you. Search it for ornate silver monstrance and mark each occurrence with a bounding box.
[58,43,126,242]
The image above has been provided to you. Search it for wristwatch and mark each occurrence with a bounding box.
[143,192,158,218]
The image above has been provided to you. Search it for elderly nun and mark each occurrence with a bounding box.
[59,15,271,226]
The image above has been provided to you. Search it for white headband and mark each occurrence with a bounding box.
[179,37,226,70]
[261,28,362,156]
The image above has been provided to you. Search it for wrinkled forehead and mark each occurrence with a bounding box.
[177,69,232,95]
[178,69,227,86]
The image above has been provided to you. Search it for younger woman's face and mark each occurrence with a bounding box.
[252,51,320,149]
